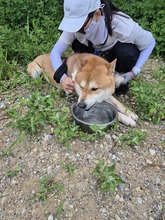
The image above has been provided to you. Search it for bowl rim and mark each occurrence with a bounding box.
[70,101,118,126]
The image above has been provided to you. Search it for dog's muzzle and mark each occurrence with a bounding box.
[78,101,86,109]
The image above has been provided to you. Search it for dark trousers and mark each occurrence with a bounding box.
[72,39,140,73]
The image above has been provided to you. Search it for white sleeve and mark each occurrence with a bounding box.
[50,32,76,72]
[133,36,156,75]
[50,39,69,72]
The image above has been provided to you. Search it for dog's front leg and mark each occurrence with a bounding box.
[105,96,138,127]
[117,112,137,127]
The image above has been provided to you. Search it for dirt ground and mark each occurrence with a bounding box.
[0,59,165,220]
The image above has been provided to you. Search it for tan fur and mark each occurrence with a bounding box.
[27,53,138,126]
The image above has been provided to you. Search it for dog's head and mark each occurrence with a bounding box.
[71,55,116,110]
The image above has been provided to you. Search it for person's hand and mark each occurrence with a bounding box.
[121,71,135,84]
[61,76,74,94]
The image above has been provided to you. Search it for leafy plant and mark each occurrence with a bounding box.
[5,88,109,147]
[0,0,63,63]
[53,107,80,147]
[61,161,76,177]
[79,122,118,141]
[6,166,22,177]
[90,125,108,136]
[93,159,126,193]
[116,128,147,148]
[28,176,65,205]
[6,90,55,133]
[130,80,165,124]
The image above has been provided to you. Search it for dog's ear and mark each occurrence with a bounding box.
[108,59,117,76]
[76,55,87,69]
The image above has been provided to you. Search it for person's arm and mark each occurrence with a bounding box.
[122,36,156,83]
[50,39,68,72]
[50,39,74,93]
[133,36,156,74]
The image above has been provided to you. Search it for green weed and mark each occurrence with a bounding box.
[93,159,125,193]
[53,107,80,147]
[28,176,65,205]
[5,88,109,148]
[90,125,108,136]
[55,199,65,220]
[61,161,76,177]
[0,132,25,158]
[6,166,22,177]
[6,90,60,134]
[116,128,147,148]
[130,80,165,124]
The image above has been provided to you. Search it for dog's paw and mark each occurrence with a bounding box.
[114,73,124,88]
[123,116,137,127]
[118,113,137,127]
[126,117,137,127]
[126,110,138,121]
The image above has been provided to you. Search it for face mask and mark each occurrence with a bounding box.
[84,16,108,45]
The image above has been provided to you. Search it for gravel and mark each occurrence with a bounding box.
[0,59,165,220]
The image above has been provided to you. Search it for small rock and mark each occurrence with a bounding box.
[47,166,52,174]
[11,180,18,185]
[3,137,9,143]
[43,134,52,142]
[136,187,141,192]
[115,214,121,220]
[146,159,153,164]
[119,175,126,191]
[54,165,60,174]
[115,195,120,200]
[0,102,5,109]
[112,134,118,140]
[48,215,54,220]
[160,136,165,141]
[112,155,116,159]
[119,197,124,202]
[105,134,111,139]
[155,177,160,184]
[137,197,143,204]
[22,207,26,214]
[149,149,156,156]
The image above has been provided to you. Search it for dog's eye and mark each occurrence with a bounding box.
[91,88,98,91]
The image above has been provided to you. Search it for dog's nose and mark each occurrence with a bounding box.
[78,101,86,109]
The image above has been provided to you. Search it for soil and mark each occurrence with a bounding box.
[0,59,165,220]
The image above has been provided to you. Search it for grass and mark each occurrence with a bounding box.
[27,176,65,205]
[116,128,147,148]
[6,166,22,177]
[129,62,165,124]
[61,161,76,177]
[93,159,126,193]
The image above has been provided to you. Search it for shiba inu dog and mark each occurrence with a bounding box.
[27,53,138,126]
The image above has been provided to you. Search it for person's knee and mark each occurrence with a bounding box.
[114,43,139,72]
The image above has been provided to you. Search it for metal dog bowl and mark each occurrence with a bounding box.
[70,101,118,133]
